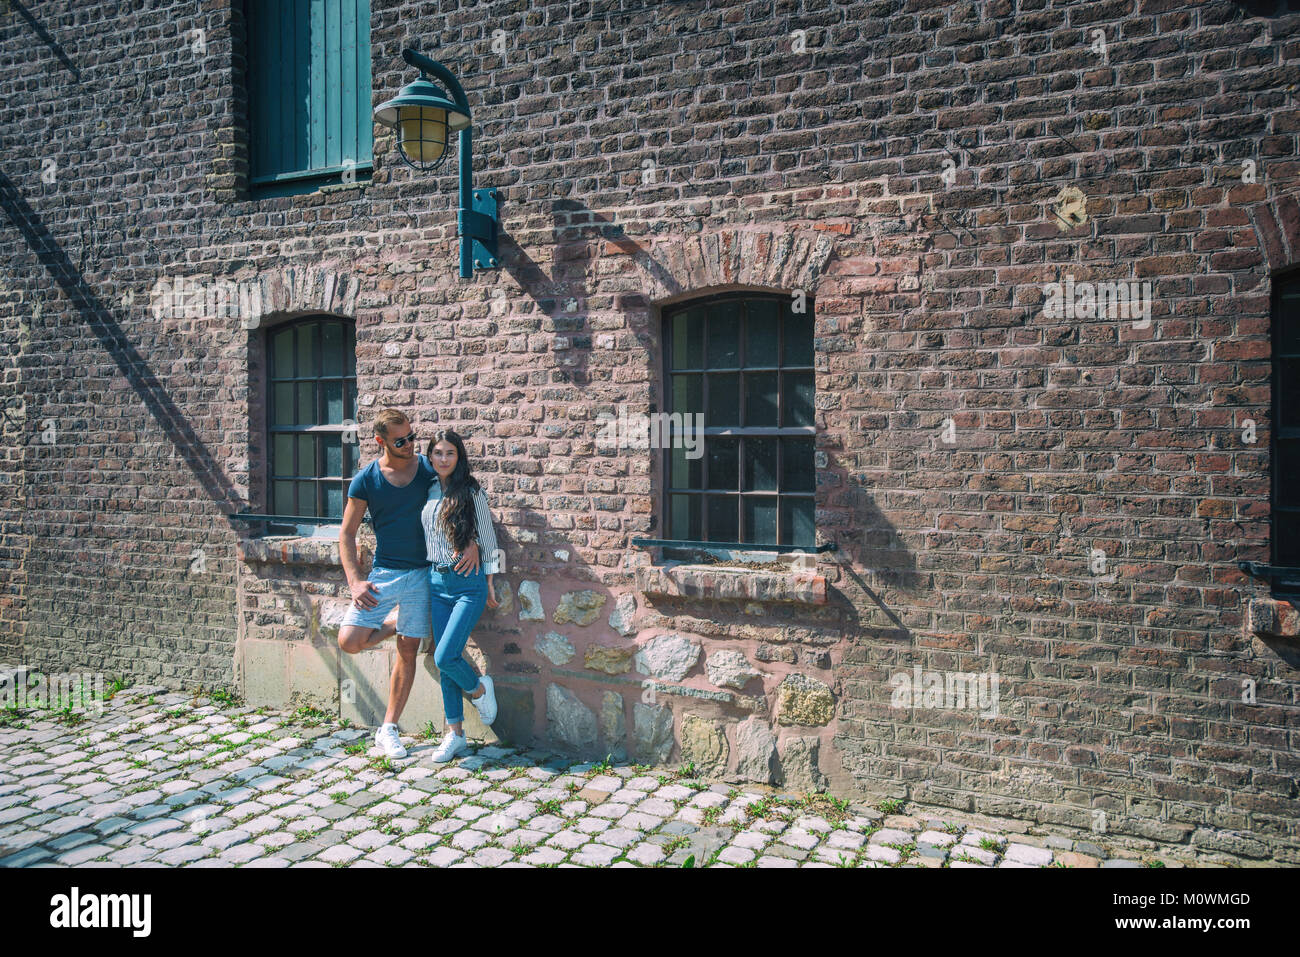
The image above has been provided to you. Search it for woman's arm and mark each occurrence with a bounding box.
[473,486,502,574]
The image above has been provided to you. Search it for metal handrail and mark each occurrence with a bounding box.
[1239,561,1300,580]
[631,538,836,554]
[228,511,370,525]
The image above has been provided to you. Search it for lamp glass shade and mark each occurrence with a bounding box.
[397,105,448,166]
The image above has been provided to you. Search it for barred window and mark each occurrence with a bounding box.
[1273,274,1300,596]
[662,292,816,547]
[266,316,358,531]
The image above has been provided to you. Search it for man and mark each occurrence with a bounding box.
[338,409,479,758]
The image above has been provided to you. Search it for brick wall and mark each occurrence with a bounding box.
[0,262,24,665]
[1,0,1299,861]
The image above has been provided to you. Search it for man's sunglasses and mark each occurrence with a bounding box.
[387,433,418,449]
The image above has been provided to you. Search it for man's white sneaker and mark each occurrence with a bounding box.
[472,675,497,725]
[374,723,407,759]
[430,730,468,763]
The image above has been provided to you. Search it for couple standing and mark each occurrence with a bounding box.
[336,409,499,763]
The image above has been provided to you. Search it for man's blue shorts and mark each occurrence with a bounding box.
[339,565,432,639]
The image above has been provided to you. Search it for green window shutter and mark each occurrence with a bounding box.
[247,0,372,187]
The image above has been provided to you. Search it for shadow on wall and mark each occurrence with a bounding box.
[0,170,244,515]
[820,450,926,642]
[485,498,757,766]
[480,503,614,755]
[7,2,80,80]
[497,198,679,396]
[1257,636,1300,670]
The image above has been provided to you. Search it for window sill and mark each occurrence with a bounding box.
[238,536,367,568]
[1246,597,1300,638]
[635,562,827,605]
[249,174,372,199]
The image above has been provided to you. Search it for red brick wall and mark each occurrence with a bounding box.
[1,0,1298,860]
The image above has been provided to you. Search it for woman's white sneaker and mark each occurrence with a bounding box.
[472,675,497,725]
[374,723,407,759]
[430,729,468,763]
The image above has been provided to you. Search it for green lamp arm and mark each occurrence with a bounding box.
[401,49,475,278]
[401,49,469,113]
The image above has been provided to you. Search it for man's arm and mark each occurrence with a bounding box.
[340,496,378,608]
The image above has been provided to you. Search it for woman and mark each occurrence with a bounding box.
[420,429,501,762]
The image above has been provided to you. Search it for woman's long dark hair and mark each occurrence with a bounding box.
[425,429,481,554]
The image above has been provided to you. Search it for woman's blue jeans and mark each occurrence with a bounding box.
[428,564,487,724]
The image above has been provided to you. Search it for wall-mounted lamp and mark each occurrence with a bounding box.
[374,48,499,279]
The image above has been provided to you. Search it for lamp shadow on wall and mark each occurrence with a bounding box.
[495,198,680,393]
[821,452,925,643]
[0,170,244,515]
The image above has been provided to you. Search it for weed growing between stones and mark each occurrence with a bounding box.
[741,790,854,826]
[662,835,689,856]
[586,755,615,776]
[206,687,241,708]
[51,704,87,728]
[883,841,915,865]
[293,706,332,728]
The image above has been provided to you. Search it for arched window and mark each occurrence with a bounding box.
[662,292,815,547]
[266,315,358,532]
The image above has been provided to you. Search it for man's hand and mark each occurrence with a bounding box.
[453,541,481,575]
[350,579,380,609]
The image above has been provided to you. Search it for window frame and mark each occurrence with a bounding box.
[1272,272,1300,598]
[659,291,816,552]
[243,0,375,197]
[264,315,358,537]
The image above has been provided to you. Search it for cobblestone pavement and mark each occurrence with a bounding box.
[0,687,1179,869]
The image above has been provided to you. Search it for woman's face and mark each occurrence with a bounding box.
[431,439,458,479]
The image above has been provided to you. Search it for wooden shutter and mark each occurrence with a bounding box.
[247,0,373,186]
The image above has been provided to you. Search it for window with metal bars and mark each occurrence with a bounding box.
[662,292,816,548]
[1273,274,1300,597]
[266,316,358,533]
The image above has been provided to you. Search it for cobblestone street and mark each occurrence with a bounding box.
[0,687,1182,869]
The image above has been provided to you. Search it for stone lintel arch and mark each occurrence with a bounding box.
[614,227,839,305]
[1248,193,1300,277]
[230,266,367,329]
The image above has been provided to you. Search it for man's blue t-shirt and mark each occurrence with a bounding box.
[347,454,435,570]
